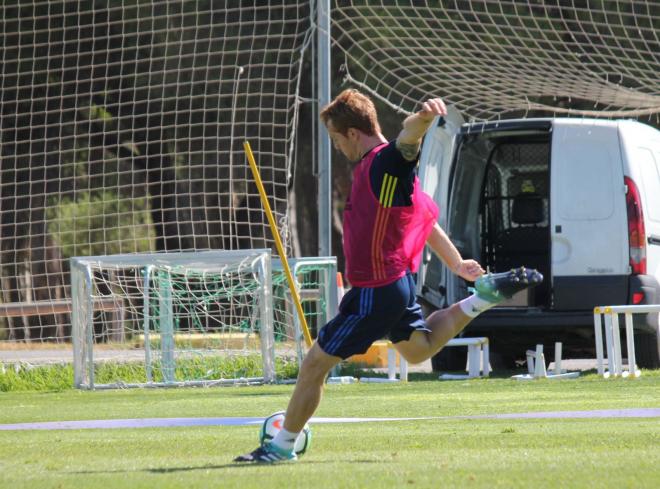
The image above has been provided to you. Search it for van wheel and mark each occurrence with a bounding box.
[634,332,660,369]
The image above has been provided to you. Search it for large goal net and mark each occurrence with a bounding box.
[2,0,659,352]
[1,1,313,344]
[333,1,659,120]
[71,250,337,389]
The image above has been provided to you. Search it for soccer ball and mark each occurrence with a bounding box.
[259,411,312,456]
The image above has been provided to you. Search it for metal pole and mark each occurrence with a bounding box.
[317,0,332,256]
[158,270,175,384]
[84,265,95,389]
[257,254,276,384]
[594,308,605,376]
[143,265,153,384]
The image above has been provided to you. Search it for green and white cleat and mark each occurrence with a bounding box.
[234,443,297,464]
[474,267,543,303]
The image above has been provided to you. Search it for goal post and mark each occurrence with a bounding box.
[273,256,339,367]
[70,250,338,389]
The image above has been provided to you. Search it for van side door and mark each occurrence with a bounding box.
[416,107,464,307]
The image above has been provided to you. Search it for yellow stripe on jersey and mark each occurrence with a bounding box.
[379,173,398,208]
[378,174,391,205]
[386,175,398,207]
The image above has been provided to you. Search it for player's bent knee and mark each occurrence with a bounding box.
[300,342,341,381]
[394,336,433,364]
[398,349,430,365]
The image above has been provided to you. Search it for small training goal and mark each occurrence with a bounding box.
[71,250,337,389]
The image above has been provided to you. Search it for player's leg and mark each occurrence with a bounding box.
[235,286,377,463]
[234,341,339,463]
[394,304,472,364]
[281,342,341,432]
[394,267,543,363]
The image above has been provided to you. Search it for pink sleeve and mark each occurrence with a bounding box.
[405,189,439,273]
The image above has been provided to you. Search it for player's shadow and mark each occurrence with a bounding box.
[147,460,380,472]
[148,463,275,472]
[233,391,287,397]
[72,459,379,475]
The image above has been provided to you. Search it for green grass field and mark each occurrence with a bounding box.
[1,371,659,489]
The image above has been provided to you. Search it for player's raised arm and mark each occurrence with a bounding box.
[395,98,447,161]
[426,222,485,282]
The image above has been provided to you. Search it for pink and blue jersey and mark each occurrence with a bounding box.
[342,141,438,287]
[317,141,437,359]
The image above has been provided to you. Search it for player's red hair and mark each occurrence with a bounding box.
[320,89,380,136]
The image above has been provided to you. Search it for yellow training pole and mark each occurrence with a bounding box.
[243,141,313,348]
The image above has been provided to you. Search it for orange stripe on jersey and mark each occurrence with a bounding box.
[371,206,385,280]
[371,174,398,280]
[372,176,392,279]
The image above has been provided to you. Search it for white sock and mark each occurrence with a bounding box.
[458,294,497,318]
[271,427,300,452]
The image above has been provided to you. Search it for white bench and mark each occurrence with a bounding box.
[356,337,490,383]
[593,304,660,378]
[439,337,490,380]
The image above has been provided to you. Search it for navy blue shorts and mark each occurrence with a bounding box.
[317,272,431,359]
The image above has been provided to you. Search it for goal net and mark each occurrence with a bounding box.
[71,250,337,389]
[1,1,313,344]
[333,1,659,120]
[3,0,658,353]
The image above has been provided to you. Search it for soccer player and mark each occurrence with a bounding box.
[235,89,542,463]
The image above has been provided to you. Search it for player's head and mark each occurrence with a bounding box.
[320,89,381,161]
[320,89,380,136]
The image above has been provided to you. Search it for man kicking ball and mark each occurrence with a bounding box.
[235,89,542,463]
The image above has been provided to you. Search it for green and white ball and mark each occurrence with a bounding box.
[259,411,312,456]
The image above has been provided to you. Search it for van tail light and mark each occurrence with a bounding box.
[625,177,646,275]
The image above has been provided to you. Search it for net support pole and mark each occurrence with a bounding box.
[257,254,276,383]
[244,141,313,348]
[71,260,86,388]
[142,265,154,383]
[317,0,332,257]
[84,265,95,389]
[158,270,176,383]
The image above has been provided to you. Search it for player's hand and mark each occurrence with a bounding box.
[418,98,447,121]
[454,259,485,282]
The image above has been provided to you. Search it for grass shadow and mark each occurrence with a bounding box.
[70,459,381,475]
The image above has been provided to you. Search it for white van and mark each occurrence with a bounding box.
[417,112,660,369]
